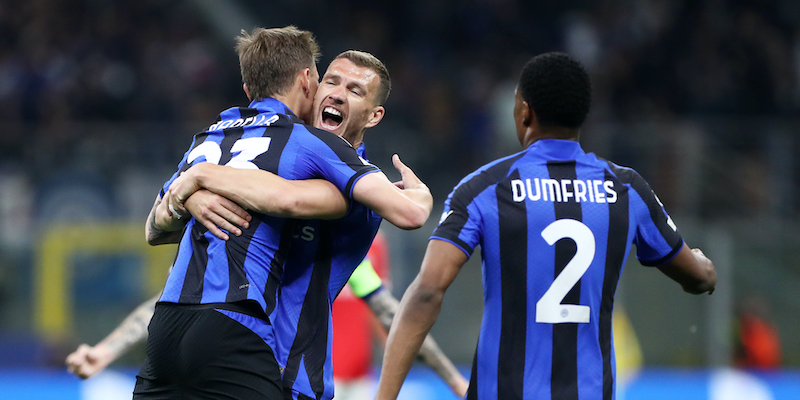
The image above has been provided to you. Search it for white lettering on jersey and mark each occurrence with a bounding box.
[208,114,279,132]
[511,178,618,204]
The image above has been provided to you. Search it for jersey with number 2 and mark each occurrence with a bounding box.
[432,139,683,400]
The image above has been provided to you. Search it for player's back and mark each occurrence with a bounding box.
[433,139,682,400]
[159,98,378,320]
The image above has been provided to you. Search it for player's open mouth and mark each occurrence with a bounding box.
[321,106,344,129]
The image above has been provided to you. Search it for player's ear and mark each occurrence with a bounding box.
[364,105,385,128]
[243,84,252,100]
[300,68,312,97]
[522,100,534,127]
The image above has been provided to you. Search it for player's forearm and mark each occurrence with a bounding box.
[191,163,348,219]
[375,282,444,400]
[658,244,717,294]
[95,294,158,360]
[365,288,398,332]
[146,196,184,245]
[417,333,467,396]
[367,289,464,395]
[354,174,432,230]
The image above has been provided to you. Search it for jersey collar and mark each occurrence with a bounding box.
[249,98,304,124]
[528,139,584,160]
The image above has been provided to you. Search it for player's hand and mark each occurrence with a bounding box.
[184,189,251,241]
[690,248,715,295]
[392,154,426,191]
[165,165,208,217]
[65,343,114,379]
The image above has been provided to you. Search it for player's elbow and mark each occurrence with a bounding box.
[407,280,445,308]
[389,206,429,230]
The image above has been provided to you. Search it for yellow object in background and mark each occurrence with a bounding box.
[35,223,175,341]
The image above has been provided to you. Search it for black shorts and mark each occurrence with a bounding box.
[133,302,283,400]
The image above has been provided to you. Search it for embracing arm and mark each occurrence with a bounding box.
[166,162,349,220]
[658,243,716,294]
[167,155,432,229]
[374,240,468,400]
[145,195,184,245]
[352,155,433,230]
[65,293,159,379]
[366,289,468,397]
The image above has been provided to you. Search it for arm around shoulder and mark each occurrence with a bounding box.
[179,162,349,220]
[657,243,717,294]
[353,155,433,230]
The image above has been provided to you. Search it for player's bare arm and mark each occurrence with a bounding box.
[366,289,468,397]
[166,154,432,230]
[66,294,159,379]
[165,162,349,220]
[374,239,467,400]
[351,154,432,230]
[145,195,184,245]
[149,190,252,244]
[657,243,717,294]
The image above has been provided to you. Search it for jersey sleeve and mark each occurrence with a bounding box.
[628,172,684,266]
[430,175,485,258]
[292,126,379,200]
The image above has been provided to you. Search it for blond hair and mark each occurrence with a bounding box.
[334,50,391,105]
[235,26,320,100]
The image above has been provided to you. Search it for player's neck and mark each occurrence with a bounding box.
[274,92,311,123]
[342,130,365,149]
[525,127,580,147]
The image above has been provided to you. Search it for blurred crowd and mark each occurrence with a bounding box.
[1,0,798,200]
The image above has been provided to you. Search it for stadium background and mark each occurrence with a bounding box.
[0,0,799,398]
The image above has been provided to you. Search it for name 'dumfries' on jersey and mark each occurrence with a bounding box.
[511,178,617,203]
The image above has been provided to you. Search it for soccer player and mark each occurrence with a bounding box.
[374,52,717,400]
[156,50,466,400]
[133,28,433,399]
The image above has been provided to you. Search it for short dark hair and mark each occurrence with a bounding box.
[518,52,591,129]
[334,50,391,105]
[235,26,320,100]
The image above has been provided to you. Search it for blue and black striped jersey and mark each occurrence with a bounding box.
[432,139,683,400]
[157,98,379,324]
[271,143,382,400]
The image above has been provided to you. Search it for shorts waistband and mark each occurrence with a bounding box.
[158,301,269,321]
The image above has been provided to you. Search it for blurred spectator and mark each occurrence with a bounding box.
[735,296,782,369]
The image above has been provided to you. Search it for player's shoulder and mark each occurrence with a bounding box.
[600,157,647,185]
[296,124,353,148]
[450,151,527,201]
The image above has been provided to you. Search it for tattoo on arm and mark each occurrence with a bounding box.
[366,289,463,388]
[366,288,398,332]
[146,197,182,245]
[98,295,158,358]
